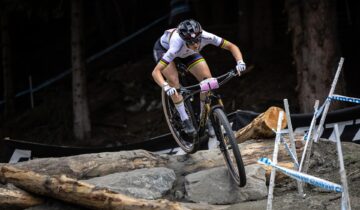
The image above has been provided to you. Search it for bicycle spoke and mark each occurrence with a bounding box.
[212,108,246,187]
[162,90,200,153]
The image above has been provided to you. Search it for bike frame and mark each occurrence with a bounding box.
[179,70,236,137]
[164,68,249,186]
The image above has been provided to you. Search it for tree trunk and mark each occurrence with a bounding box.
[2,139,303,181]
[0,183,43,209]
[235,106,287,143]
[71,0,91,141]
[285,0,344,113]
[1,165,183,210]
[0,139,304,209]
[1,12,15,118]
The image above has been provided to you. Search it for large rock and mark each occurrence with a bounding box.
[185,164,267,204]
[84,167,176,200]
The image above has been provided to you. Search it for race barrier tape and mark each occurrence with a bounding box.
[258,157,343,193]
[315,99,329,119]
[331,94,360,104]
[314,57,345,143]
[280,137,299,168]
[283,99,304,197]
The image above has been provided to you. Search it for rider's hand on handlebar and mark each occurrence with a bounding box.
[162,82,177,96]
[236,60,246,76]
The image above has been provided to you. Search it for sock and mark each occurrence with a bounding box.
[175,101,189,121]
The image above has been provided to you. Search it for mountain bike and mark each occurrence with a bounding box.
[161,67,247,187]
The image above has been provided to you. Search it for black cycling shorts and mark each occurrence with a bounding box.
[153,39,205,71]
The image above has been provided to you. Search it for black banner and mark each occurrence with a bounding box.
[2,105,360,163]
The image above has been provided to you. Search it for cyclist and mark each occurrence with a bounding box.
[152,19,246,135]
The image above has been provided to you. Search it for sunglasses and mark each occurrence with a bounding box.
[186,38,201,45]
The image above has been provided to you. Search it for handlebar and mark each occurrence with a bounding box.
[178,68,251,95]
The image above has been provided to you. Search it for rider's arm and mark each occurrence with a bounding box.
[152,62,167,87]
[201,30,244,63]
[221,40,244,63]
[152,41,180,88]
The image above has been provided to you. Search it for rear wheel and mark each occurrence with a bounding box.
[212,108,246,187]
[161,90,200,153]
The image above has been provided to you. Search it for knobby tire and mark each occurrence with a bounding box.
[161,90,200,153]
[212,108,247,187]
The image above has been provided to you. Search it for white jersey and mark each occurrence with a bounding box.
[159,28,225,65]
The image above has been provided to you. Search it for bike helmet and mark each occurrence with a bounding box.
[177,19,202,44]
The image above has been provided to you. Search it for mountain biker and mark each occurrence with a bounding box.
[152,19,246,135]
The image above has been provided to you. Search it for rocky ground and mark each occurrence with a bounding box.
[1,138,359,210]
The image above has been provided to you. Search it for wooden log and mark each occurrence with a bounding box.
[0,183,43,209]
[235,106,287,143]
[8,150,168,179]
[0,138,304,181]
[1,165,183,210]
[0,139,304,209]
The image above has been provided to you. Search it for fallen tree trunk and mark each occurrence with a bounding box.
[0,139,304,209]
[235,106,287,143]
[0,183,43,209]
[0,138,304,181]
[6,150,168,179]
[1,165,183,210]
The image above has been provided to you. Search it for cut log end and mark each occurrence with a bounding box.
[235,106,287,143]
[263,106,287,130]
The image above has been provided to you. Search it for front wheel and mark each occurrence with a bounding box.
[161,90,200,153]
[212,108,246,187]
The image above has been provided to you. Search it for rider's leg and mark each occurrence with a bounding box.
[153,40,194,133]
[162,62,195,134]
[162,62,188,120]
[162,62,196,135]
[187,59,212,116]
[188,59,219,146]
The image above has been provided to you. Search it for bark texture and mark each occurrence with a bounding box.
[1,139,303,181]
[71,0,91,141]
[0,138,304,209]
[1,166,183,210]
[0,183,43,209]
[285,0,344,112]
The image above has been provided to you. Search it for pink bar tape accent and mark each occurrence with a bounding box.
[200,78,219,92]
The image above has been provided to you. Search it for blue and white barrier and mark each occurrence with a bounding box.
[266,111,284,210]
[314,57,345,143]
[283,99,304,196]
[258,157,343,193]
[330,94,360,104]
[299,100,319,174]
[280,137,299,168]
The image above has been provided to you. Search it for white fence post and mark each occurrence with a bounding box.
[266,111,284,210]
[299,100,319,174]
[334,124,351,210]
[283,99,304,196]
[314,57,344,143]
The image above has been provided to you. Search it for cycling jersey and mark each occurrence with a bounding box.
[157,29,227,67]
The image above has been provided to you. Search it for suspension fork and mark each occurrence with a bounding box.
[209,105,227,151]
